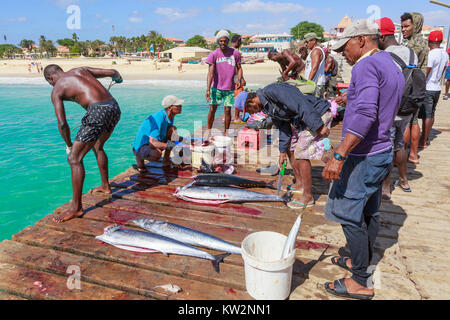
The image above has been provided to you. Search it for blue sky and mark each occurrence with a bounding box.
[1,0,449,45]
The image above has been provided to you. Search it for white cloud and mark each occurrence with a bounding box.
[222,0,313,14]
[245,19,287,33]
[129,16,143,23]
[154,7,201,22]
[129,11,143,23]
[49,0,80,8]
[3,17,28,23]
[423,10,450,27]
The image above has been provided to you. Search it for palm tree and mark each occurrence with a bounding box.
[72,33,79,43]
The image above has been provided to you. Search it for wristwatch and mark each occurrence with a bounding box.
[334,153,347,161]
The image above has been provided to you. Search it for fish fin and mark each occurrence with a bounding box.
[267,180,277,190]
[212,253,231,273]
[282,191,293,204]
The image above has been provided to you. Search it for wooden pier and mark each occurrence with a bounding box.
[1,97,449,300]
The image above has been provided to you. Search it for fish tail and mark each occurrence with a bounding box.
[267,180,277,190]
[212,253,231,273]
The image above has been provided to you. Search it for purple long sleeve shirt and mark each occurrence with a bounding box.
[343,50,405,157]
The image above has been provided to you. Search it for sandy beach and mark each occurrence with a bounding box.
[0,57,283,84]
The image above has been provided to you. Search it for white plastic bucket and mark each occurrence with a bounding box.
[191,144,215,167]
[241,231,296,300]
[213,136,233,150]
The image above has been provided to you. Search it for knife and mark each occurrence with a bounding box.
[277,162,286,197]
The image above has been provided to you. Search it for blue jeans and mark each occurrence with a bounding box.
[325,150,393,286]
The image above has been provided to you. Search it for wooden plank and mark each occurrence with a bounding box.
[0,240,250,300]
[0,291,27,300]
[13,225,247,291]
[0,263,148,300]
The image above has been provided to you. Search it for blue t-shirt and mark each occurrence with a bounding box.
[133,109,174,152]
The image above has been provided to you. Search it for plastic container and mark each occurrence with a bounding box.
[191,144,215,168]
[241,231,296,300]
[213,136,233,150]
[213,136,234,165]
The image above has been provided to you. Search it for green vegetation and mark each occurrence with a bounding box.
[185,35,208,49]
[0,44,22,58]
[291,21,325,42]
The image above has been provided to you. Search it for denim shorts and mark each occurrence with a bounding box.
[325,150,393,227]
[390,115,412,151]
[419,90,441,119]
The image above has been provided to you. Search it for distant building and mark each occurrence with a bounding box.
[160,46,211,61]
[323,32,337,41]
[56,45,70,57]
[165,37,184,46]
[204,38,216,45]
[335,14,352,36]
[241,33,294,55]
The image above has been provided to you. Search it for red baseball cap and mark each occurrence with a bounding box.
[428,30,443,42]
[375,17,395,36]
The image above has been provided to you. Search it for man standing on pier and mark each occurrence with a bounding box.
[322,19,404,300]
[44,65,122,223]
[304,32,327,98]
[205,30,244,138]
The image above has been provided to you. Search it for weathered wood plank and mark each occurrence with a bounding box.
[0,240,250,300]
[0,262,148,300]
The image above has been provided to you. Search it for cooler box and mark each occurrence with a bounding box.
[238,128,263,151]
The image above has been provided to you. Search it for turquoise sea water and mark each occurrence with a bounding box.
[0,80,223,241]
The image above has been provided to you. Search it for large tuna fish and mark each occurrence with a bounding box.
[96,225,229,273]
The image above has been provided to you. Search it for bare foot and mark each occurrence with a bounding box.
[298,194,315,206]
[53,209,84,223]
[332,256,353,270]
[327,278,374,297]
[90,185,112,195]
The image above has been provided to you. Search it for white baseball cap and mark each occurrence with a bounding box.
[162,95,184,108]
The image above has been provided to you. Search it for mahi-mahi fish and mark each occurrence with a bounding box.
[193,173,276,190]
[96,225,230,273]
[133,218,242,255]
[174,185,291,205]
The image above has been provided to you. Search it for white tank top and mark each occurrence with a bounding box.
[305,46,326,86]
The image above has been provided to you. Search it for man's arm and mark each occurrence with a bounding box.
[83,67,122,81]
[281,51,298,80]
[307,48,323,81]
[51,89,72,148]
[206,64,215,102]
[322,133,362,182]
[149,137,168,151]
[235,63,244,89]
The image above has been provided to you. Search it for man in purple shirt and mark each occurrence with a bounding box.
[205,30,244,138]
[322,19,405,300]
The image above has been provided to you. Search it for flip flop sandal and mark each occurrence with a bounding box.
[395,180,412,193]
[287,200,315,209]
[286,185,304,194]
[331,256,353,273]
[324,279,374,300]
[133,165,149,174]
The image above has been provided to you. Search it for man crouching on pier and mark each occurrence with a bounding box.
[132,95,184,173]
[44,65,122,223]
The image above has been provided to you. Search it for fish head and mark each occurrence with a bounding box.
[174,187,181,196]
[132,218,160,229]
[103,224,122,234]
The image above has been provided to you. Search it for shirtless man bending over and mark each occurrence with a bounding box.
[44,65,122,223]
[268,49,305,81]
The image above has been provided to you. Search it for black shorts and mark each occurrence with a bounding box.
[75,98,121,143]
